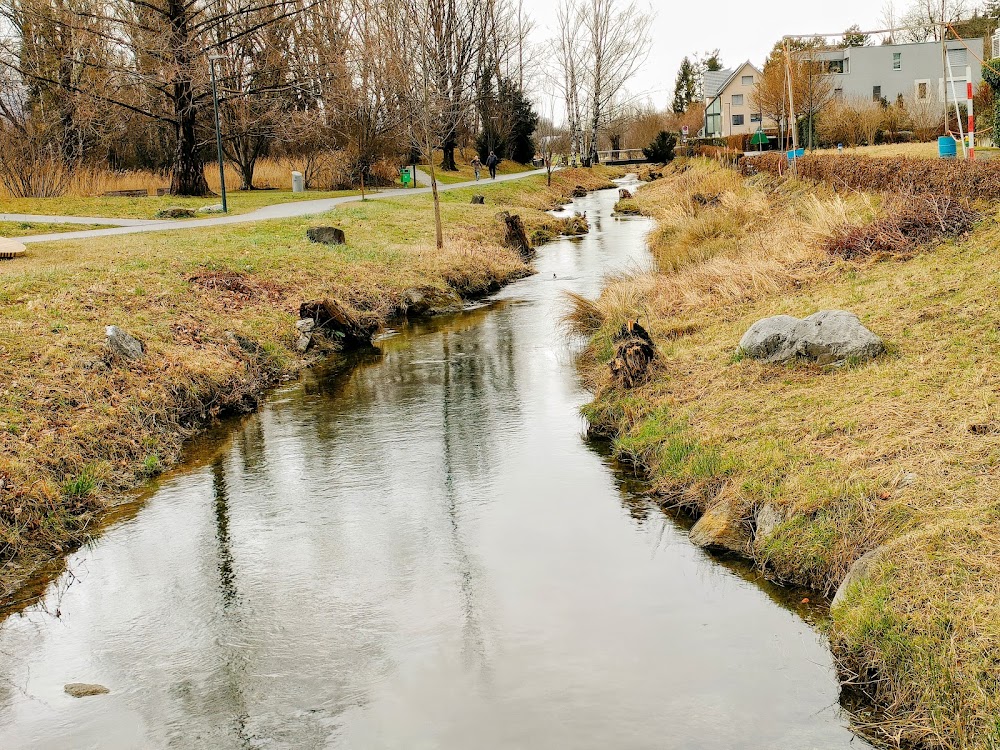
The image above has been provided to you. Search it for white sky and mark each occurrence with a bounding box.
[527,0,889,107]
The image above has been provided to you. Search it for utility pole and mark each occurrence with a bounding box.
[941,0,949,136]
[784,38,798,173]
[209,55,228,213]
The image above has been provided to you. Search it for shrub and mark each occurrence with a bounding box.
[823,194,978,259]
[643,131,676,163]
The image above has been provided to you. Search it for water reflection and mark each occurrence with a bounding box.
[0,183,870,749]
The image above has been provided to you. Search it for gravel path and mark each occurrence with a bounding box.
[14,169,547,245]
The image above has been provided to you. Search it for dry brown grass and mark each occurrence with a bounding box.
[573,158,1000,748]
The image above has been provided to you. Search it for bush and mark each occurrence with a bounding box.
[823,194,978,259]
[643,131,676,163]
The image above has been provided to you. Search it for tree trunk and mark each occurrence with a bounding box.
[167,0,209,196]
[170,91,210,196]
[441,134,458,171]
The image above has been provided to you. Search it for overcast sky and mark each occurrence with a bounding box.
[527,0,891,108]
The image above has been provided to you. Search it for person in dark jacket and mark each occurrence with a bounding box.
[486,151,499,180]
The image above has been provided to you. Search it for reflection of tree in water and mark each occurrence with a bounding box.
[206,458,253,748]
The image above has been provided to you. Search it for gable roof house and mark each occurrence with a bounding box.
[703,61,775,139]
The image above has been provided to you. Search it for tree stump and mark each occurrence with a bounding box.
[498,211,532,260]
[609,319,655,389]
[298,299,376,350]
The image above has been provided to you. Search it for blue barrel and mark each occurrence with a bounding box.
[938,136,957,159]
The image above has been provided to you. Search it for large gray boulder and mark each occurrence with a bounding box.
[739,310,884,365]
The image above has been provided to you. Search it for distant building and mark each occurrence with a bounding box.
[703,61,776,139]
[817,38,983,106]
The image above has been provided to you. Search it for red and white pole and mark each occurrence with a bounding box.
[967,66,975,160]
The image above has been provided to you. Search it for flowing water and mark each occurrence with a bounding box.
[0,182,870,749]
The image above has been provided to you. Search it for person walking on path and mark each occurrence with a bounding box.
[486,151,499,180]
[471,156,482,181]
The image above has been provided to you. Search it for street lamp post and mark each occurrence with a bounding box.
[208,55,228,213]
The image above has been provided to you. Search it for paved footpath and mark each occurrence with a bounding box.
[8,169,547,245]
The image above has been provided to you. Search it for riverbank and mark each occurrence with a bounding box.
[0,166,619,605]
[570,159,1000,747]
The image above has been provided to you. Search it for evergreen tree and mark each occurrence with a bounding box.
[672,56,698,114]
[643,131,676,163]
[842,24,869,47]
[476,77,539,164]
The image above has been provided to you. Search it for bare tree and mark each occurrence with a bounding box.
[580,0,650,164]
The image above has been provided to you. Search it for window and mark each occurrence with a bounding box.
[741,75,754,85]
[893,52,901,70]
[872,85,882,101]
[828,60,845,74]
[917,81,928,99]
[732,114,744,126]
[732,94,744,106]
[750,112,762,122]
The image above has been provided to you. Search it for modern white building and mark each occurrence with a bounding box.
[816,37,983,105]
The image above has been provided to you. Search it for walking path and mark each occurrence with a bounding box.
[11,169,548,245]
[0,214,160,227]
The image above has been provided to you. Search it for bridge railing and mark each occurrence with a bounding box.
[596,148,648,163]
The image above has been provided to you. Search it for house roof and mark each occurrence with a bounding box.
[704,61,763,105]
[703,68,734,100]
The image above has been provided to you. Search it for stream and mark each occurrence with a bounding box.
[0,181,870,749]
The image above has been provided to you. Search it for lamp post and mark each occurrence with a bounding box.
[208,54,228,213]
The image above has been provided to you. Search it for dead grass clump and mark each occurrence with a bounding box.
[187,270,272,300]
[824,194,979,260]
[614,198,641,215]
[562,290,605,335]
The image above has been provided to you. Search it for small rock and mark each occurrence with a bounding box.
[295,318,315,333]
[754,503,785,541]
[65,683,109,698]
[618,188,632,200]
[306,226,346,245]
[738,310,884,365]
[402,287,463,316]
[689,494,749,552]
[105,325,144,361]
[197,204,225,214]
[295,332,312,353]
[831,547,884,608]
[470,195,485,205]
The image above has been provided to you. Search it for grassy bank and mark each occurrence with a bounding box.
[0,166,619,605]
[571,160,1000,747]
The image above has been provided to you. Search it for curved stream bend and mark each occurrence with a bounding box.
[0,181,870,749]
